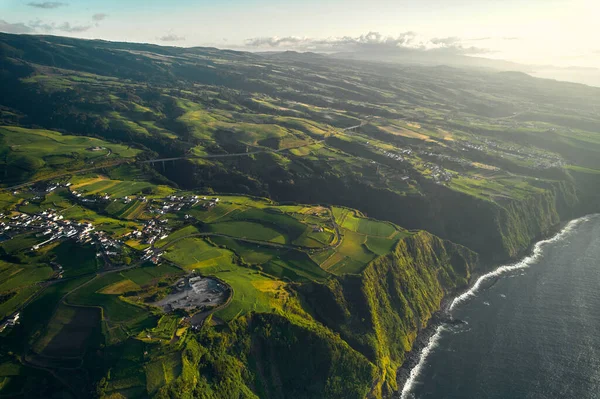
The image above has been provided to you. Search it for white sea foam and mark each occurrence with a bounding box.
[448,215,591,313]
[399,215,595,399]
[400,325,446,399]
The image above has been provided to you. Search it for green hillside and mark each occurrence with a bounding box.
[0,32,599,398]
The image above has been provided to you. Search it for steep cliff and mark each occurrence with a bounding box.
[298,231,478,396]
[263,176,582,262]
[151,232,476,399]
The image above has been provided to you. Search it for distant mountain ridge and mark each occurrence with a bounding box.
[259,46,600,88]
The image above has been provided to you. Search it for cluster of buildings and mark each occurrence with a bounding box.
[382,150,406,162]
[95,231,124,259]
[127,218,170,245]
[0,209,129,265]
[0,312,20,333]
[141,246,164,264]
[150,194,203,214]
[71,189,111,203]
[149,195,220,215]
[0,211,94,250]
[28,211,95,250]
[425,162,454,184]
[458,138,564,170]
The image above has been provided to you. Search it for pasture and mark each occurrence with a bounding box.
[65,273,151,339]
[50,241,99,277]
[120,264,183,286]
[209,236,280,264]
[105,200,147,220]
[33,304,100,358]
[74,179,154,198]
[145,352,182,395]
[155,225,200,248]
[0,126,139,185]
[162,237,285,321]
[203,221,287,244]
[163,237,234,270]
[262,251,329,282]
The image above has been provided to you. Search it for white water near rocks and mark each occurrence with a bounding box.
[400,215,596,399]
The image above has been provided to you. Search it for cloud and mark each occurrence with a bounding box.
[29,19,91,32]
[245,31,418,50]
[92,13,108,22]
[244,31,488,56]
[0,19,35,34]
[27,2,67,9]
[158,33,185,42]
[430,36,461,46]
[58,22,91,32]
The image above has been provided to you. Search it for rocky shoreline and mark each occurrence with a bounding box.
[393,216,581,397]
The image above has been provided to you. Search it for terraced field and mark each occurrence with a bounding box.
[32,304,100,358]
[313,207,412,274]
[0,126,139,186]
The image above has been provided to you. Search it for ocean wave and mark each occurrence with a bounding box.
[448,215,592,313]
[399,215,596,399]
[400,325,446,399]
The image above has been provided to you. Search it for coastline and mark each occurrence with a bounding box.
[394,214,596,398]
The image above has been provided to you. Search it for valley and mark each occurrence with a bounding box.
[0,32,599,398]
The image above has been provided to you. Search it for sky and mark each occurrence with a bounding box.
[1,0,599,69]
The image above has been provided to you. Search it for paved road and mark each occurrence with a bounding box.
[139,139,325,164]
[2,120,366,189]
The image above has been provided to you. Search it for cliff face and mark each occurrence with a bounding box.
[245,313,377,399]
[225,167,582,262]
[298,231,478,396]
[493,180,578,259]
[157,232,477,399]
[267,176,581,262]
[359,179,581,262]
[166,153,587,263]
[157,172,588,398]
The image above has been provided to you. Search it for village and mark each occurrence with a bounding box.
[0,209,125,268]
[1,182,226,269]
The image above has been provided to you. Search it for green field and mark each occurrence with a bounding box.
[0,261,53,293]
[155,225,200,248]
[338,209,397,237]
[207,264,285,321]
[75,179,155,198]
[262,251,329,282]
[49,241,99,278]
[0,126,139,185]
[187,203,242,223]
[33,304,100,358]
[66,274,150,329]
[163,237,234,270]
[203,221,287,244]
[120,264,183,286]
[105,199,147,220]
[209,236,280,264]
[162,237,286,321]
[322,230,377,274]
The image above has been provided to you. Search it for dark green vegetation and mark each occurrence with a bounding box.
[1,32,599,398]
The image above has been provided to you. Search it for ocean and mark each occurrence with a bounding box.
[401,215,600,399]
